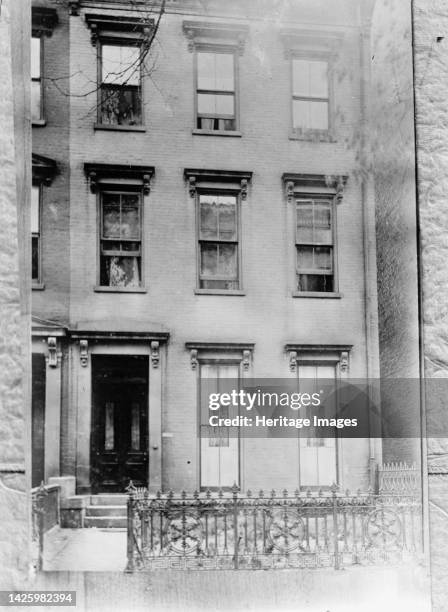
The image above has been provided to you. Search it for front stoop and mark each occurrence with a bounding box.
[84,495,127,529]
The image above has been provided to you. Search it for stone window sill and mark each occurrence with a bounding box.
[195,289,245,296]
[32,282,45,290]
[94,286,147,293]
[192,129,242,138]
[32,119,47,127]
[292,291,342,298]
[289,129,336,143]
[94,124,146,132]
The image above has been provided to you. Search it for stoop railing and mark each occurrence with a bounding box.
[32,482,60,571]
[125,483,422,572]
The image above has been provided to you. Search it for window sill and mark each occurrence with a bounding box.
[94,124,146,132]
[289,130,335,143]
[32,119,46,127]
[32,282,45,291]
[195,289,245,296]
[94,286,147,293]
[192,129,242,138]
[292,291,342,299]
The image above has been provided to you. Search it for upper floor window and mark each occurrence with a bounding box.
[196,50,236,131]
[31,185,41,282]
[292,59,329,132]
[198,193,239,290]
[31,36,43,122]
[100,191,142,288]
[99,43,142,126]
[296,198,333,293]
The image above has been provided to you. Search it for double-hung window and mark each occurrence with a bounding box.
[292,58,329,132]
[196,50,236,131]
[296,198,334,293]
[99,43,142,126]
[31,185,41,283]
[198,193,239,290]
[100,191,142,288]
[31,36,43,122]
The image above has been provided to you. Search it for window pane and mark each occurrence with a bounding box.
[200,279,239,290]
[100,85,141,126]
[31,186,40,234]
[31,81,41,122]
[105,402,114,450]
[292,99,310,130]
[297,274,333,292]
[215,53,234,91]
[309,101,328,130]
[102,195,121,239]
[32,236,39,281]
[215,94,234,116]
[218,204,237,240]
[296,202,314,242]
[102,45,140,86]
[121,196,140,239]
[101,255,141,287]
[297,246,314,269]
[197,52,216,90]
[200,243,218,276]
[314,246,332,271]
[314,202,332,243]
[200,198,218,239]
[197,93,216,115]
[292,59,309,96]
[218,243,237,278]
[131,403,140,450]
[31,37,41,78]
[309,61,328,97]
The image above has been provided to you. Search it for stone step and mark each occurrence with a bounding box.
[89,494,128,506]
[84,516,127,529]
[85,505,127,518]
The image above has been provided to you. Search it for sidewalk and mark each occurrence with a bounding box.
[44,527,127,572]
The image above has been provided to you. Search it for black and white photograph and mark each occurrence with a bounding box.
[1,0,447,610]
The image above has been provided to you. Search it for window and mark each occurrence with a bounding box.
[296,198,334,292]
[31,185,41,282]
[196,51,236,131]
[31,36,42,122]
[100,191,142,288]
[198,194,239,290]
[99,43,142,126]
[292,59,329,132]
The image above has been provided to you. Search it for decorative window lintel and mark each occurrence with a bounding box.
[32,153,58,186]
[84,163,154,195]
[182,21,249,55]
[184,169,252,200]
[285,344,352,373]
[186,342,255,370]
[32,7,59,37]
[282,173,348,204]
[85,13,154,46]
[280,28,344,59]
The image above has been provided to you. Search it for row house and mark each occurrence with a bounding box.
[31,0,382,501]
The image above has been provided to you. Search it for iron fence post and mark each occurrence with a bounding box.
[125,494,135,573]
[331,483,340,570]
[232,483,239,569]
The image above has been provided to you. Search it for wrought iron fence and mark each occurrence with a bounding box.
[125,483,422,572]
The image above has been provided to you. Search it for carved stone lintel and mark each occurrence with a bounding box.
[143,174,151,196]
[289,351,298,373]
[88,171,97,194]
[151,341,160,368]
[340,351,349,373]
[286,181,295,204]
[190,349,198,370]
[188,176,196,198]
[69,1,80,16]
[242,350,251,372]
[240,179,248,201]
[80,340,89,367]
[47,337,58,368]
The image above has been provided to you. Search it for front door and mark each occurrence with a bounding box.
[91,355,149,493]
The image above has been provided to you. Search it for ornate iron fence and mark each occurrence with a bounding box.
[378,462,420,496]
[125,483,422,572]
